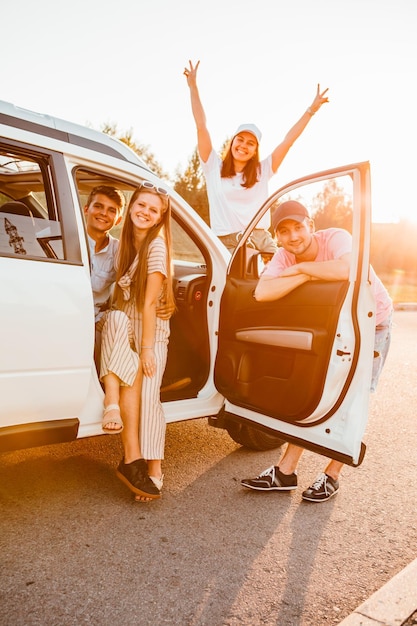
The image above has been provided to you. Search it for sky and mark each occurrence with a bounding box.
[2,0,416,223]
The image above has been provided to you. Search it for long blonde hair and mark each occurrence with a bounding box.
[113,185,175,314]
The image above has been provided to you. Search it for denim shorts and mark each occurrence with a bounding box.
[371,311,393,392]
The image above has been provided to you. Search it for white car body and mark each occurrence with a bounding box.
[0,100,375,465]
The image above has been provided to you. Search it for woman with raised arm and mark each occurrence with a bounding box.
[183,60,329,255]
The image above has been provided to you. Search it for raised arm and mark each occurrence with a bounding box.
[183,60,212,163]
[270,84,329,173]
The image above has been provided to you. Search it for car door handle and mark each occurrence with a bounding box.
[337,349,351,356]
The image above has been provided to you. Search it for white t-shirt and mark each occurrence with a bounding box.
[200,150,274,235]
[88,233,119,321]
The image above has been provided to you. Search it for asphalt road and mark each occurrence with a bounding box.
[1,310,416,626]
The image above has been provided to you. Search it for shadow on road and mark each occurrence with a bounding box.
[0,423,336,625]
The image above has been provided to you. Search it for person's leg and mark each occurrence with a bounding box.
[277,444,305,474]
[371,314,392,392]
[116,371,160,500]
[303,314,393,502]
[94,327,102,374]
[97,316,121,431]
[119,372,142,463]
[140,370,165,482]
[241,443,303,491]
[135,320,169,501]
[324,459,343,481]
[100,310,139,386]
[250,229,278,255]
[218,233,238,253]
[100,310,139,433]
[100,310,159,498]
[102,372,123,432]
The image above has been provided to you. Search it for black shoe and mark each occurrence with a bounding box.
[302,473,339,502]
[241,466,298,491]
[116,458,161,499]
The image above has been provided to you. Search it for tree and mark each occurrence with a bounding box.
[173,147,209,224]
[101,123,167,180]
[311,179,353,231]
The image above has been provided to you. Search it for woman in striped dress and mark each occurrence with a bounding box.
[100,181,175,501]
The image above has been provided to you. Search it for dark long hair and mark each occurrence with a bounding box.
[113,186,175,313]
[220,136,261,188]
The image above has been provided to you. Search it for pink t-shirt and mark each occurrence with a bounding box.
[263,228,392,325]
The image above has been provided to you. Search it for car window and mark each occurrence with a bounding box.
[248,173,354,276]
[0,146,65,260]
[273,174,353,233]
[171,218,206,264]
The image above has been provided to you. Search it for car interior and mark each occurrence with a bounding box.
[74,168,213,403]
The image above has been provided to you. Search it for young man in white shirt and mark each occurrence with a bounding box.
[83,185,125,323]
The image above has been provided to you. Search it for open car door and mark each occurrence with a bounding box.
[213,162,375,466]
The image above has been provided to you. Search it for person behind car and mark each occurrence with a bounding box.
[183,60,329,256]
[99,182,176,502]
[241,200,393,502]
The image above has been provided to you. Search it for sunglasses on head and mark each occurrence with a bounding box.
[141,180,169,196]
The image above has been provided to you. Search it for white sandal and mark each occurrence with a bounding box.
[102,404,123,434]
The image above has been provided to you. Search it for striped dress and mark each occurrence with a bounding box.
[100,237,170,459]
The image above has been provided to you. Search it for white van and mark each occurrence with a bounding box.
[0,99,376,466]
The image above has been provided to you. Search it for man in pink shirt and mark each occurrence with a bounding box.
[241,200,393,502]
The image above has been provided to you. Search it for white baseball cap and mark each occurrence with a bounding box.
[233,123,262,144]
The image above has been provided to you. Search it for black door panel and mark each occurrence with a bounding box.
[214,277,349,422]
[213,163,372,464]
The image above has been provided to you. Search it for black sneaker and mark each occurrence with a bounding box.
[302,473,339,502]
[116,458,161,499]
[241,466,298,491]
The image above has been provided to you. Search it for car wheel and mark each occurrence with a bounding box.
[225,420,285,451]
